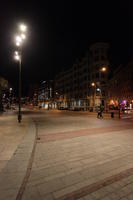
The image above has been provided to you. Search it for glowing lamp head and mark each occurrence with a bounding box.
[21,33,26,40]
[101,67,106,72]
[16,42,20,46]
[15,35,22,46]
[15,51,18,55]
[14,55,20,60]
[96,88,100,92]
[20,24,27,32]
[91,82,95,87]
[16,41,20,46]
[16,35,22,43]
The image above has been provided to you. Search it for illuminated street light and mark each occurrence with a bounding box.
[101,67,107,72]
[21,33,26,39]
[14,54,20,60]
[91,82,95,87]
[96,88,101,92]
[16,42,20,46]
[15,51,18,55]
[20,24,27,32]
[14,50,22,123]
[13,23,27,123]
[16,35,22,43]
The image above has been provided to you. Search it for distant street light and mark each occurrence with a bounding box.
[91,82,95,87]
[91,84,102,110]
[9,88,13,108]
[96,88,101,92]
[14,23,27,123]
[101,66,107,72]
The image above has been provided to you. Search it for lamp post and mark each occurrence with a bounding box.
[14,24,27,123]
[91,82,96,111]
[100,66,107,111]
[14,51,22,122]
[9,87,13,108]
[90,66,107,112]
[91,83,102,111]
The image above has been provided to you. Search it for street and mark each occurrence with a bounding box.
[0,110,133,200]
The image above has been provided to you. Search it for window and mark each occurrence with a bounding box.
[101,55,105,60]
[95,50,99,54]
[96,73,99,78]
[101,73,105,78]
[95,56,99,61]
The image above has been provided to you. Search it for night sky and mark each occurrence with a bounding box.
[0,1,133,94]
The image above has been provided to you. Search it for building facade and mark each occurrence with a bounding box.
[89,43,109,111]
[54,42,110,111]
[55,55,89,110]
[38,80,55,109]
[0,76,8,111]
[108,62,133,110]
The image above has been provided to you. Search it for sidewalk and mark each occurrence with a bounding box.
[0,111,37,200]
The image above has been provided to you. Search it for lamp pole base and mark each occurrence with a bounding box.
[18,114,22,123]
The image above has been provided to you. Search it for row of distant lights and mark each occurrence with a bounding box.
[14,24,27,60]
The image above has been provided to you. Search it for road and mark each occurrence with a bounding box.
[1,109,133,200]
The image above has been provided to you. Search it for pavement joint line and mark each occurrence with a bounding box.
[37,124,133,143]
[56,166,133,200]
[15,120,38,200]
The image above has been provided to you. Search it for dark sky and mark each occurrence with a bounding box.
[0,1,133,93]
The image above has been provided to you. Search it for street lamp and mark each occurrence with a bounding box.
[91,82,95,87]
[9,88,13,108]
[91,82,96,111]
[91,84,102,111]
[100,66,108,111]
[14,23,27,123]
[101,67,107,72]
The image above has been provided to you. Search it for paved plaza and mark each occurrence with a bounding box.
[0,110,133,199]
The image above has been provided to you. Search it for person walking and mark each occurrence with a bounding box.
[97,105,103,119]
[97,106,101,118]
[100,106,103,118]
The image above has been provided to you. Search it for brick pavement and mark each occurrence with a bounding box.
[1,110,133,200]
[37,124,133,143]
[0,114,26,172]
[22,112,133,200]
[0,112,37,200]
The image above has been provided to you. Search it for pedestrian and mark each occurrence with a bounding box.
[97,106,103,119]
[100,107,103,118]
[97,106,101,118]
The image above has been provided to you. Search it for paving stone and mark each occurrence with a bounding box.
[53,185,77,199]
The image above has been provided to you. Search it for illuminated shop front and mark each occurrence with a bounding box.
[109,99,133,112]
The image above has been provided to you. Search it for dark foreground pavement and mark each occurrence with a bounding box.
[0,110,133,200]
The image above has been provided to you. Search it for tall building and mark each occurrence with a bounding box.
[108,62,133,110]
[55,55,89,110]
[0,76,8,111]
[89,43,109,110]
[54,42,110,111]
[38,80,55,109]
